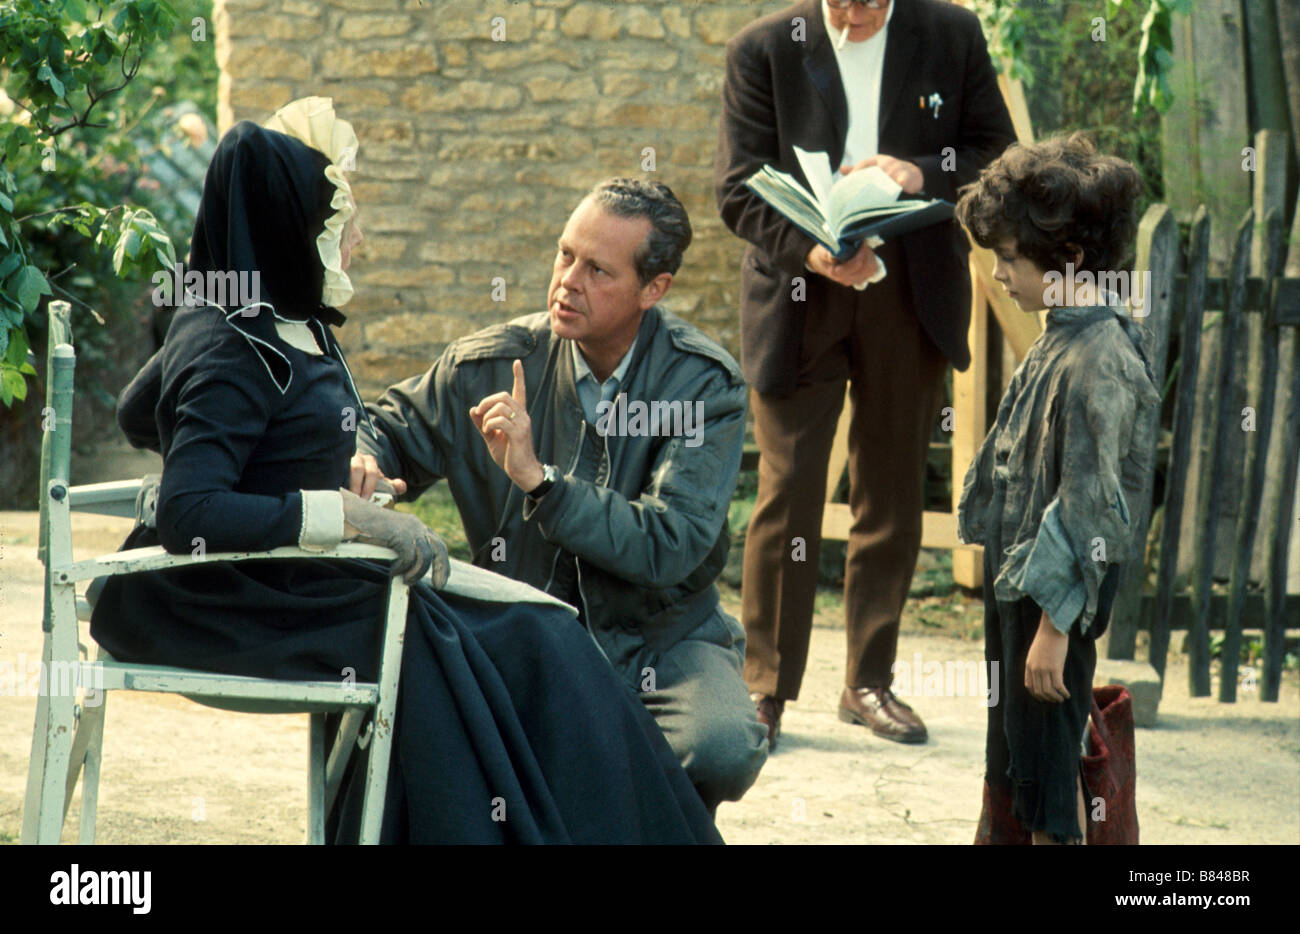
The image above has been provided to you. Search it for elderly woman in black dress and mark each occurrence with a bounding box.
[90,98,720,844]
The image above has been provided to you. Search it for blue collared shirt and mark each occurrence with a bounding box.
[571,336,637,425]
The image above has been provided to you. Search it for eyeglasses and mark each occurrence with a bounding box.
[826,0,889,9]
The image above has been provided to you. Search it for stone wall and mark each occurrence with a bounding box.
[213,0,786,396]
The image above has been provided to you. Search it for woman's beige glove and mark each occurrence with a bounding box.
[339,488,450,587]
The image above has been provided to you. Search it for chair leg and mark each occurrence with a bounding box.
[61,648,108,842]
[78,651,111,845]
[32,688,76,844]
[76,688,106,845]
[20,644,54,845]
[359,578,408,845]
[63,693,101,819]
[324,708,365,816]
[359,717,392,846]
[22,611,78,845]
[307,712,326,845]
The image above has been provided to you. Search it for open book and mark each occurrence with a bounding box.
[744,146,954,260]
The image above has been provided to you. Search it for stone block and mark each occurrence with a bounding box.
[560,3,621,40]
[227,82,292,113]
[436,136,532,162]
[624,6,666,39]
[401,81,522,112]
[357,159,428,181]
[331,0,396,10]
[477,45,584,70]
[694,7,753,45]
[319,46,439,79]
[599,48,678,72]
[425,7,533,41]
[351,118,415,143]
[353,235,411,264]
[600,72,652,97]
[315,83,395,110]
[225,12,322,40]
[417,239,493,264]
[352,263,456,288]
[662,7,691,39]
[339,15,414,39]
[221,44,312,79]
[364,207,430,234]
[525,75,598,102]
[365,311,478,347]
[593,100,711,130]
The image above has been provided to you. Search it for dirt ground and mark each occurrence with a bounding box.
[1,508,1297,845]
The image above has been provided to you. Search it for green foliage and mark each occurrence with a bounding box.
[993,0,1166,224]
[1208,632,1298,673]
[972,0,1036,89]
[975,0,1186,116]
[1105,0,1189,114]
[1,323,37,405]
[0,0,186,405]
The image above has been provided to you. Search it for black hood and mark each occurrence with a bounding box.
[187,120,345,327]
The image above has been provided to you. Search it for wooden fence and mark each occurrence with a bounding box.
[1104,131,1300,702]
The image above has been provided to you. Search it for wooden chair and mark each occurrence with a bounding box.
[22,300,409,844]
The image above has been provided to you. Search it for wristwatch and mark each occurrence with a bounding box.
[526,464,558,500]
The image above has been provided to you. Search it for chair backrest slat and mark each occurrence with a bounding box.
[38,301,74,567]
[39,303,76,639]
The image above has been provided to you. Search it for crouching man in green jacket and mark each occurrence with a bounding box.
[351,178,769,812]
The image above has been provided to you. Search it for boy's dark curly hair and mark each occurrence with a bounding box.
[954,131,1143,277]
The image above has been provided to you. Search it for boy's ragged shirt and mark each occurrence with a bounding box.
[957,304,1161,635]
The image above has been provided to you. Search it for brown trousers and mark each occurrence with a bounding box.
[741,240,948,699]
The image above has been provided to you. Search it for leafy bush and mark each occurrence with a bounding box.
[976,0,1172,219]
[1,0,217,506]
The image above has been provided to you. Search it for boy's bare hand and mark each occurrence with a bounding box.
[1025,613,1071,703]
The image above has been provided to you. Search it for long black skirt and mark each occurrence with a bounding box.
[90,527,722,844]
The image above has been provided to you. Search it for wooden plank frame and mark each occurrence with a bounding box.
[1105,204,1179,659]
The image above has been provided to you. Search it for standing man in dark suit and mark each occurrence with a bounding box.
[714,0,1015,747]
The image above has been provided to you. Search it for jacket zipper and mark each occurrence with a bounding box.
[542,415,588,593]
[571,417,615,665]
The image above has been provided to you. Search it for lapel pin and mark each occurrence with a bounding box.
[928,92,944,119]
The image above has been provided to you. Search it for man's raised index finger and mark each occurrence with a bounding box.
[512,358,527,409]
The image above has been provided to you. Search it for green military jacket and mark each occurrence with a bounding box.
[358,306,747,675]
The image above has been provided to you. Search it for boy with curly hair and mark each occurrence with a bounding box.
[955,132,1160,844]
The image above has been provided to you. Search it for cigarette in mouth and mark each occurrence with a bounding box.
[835,23,849,50]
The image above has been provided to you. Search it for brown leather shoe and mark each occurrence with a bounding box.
[751,693,785,751]
[838,686,928,744]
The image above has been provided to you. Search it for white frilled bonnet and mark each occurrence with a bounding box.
[263,96,359,308]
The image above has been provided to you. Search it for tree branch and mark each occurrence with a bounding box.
[45,33,136,139]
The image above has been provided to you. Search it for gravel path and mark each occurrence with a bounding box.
[2,510,1295,844]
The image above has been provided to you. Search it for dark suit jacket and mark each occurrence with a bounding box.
[714,0,1017,396]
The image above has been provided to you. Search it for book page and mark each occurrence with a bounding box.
[793,145,835,211]
[826,165,902,236]
[744,166,838,250]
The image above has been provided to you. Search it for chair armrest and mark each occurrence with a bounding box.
[68,480,146,518]
[53,542,402,585]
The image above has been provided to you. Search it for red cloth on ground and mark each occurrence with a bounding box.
[975,684,1139,845]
